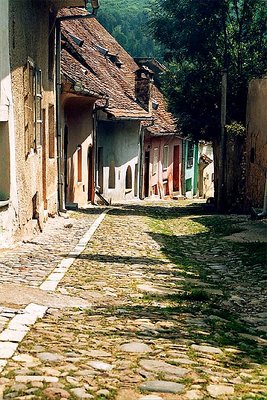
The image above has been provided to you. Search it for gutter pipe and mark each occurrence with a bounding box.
[55,7,98,212]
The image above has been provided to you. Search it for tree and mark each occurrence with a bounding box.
[96,0,163,58]
[150,0,267,210]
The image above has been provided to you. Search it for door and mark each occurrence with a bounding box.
[41,109,47,209]
[64,125,68,202]
[88,146,93,201]
[144,151,150,197]
[98,147,103,193]
[173,145,180,191]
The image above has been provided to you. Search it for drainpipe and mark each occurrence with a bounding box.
[251,171,267,219]
[92,105,98,204]
[55,4,99,211]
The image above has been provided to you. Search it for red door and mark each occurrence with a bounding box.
[173,145,180,191]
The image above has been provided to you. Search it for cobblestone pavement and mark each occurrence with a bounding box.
[0,208,103,336]
[0,201,266,400]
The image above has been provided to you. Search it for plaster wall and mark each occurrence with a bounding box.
[246,78,267,208]
[63,97,94,206]
[198,143,214,199]
[184,141,198,198]
[97,119,140,203]
[9,0,58,239]
[0,0,18,246]
[144,136,182,198]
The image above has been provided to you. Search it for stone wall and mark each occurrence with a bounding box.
[245,78,267,209]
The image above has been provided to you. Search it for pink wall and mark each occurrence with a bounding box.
[144,135,182,198]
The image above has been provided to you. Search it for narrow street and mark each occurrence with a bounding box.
[0,201,266,400]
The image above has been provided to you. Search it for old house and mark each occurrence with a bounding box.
[133,59,183,199]
[60,8,153,205]
[0,0,87,246]
[198,142,214,199]
[246,78,267,211]
[142,88,183,199]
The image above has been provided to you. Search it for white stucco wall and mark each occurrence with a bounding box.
[0,0,18,247]
[97,118,141,203]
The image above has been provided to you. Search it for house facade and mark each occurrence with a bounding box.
[198,142,214,199]
[0,0,87,246]
[60,8,151,205]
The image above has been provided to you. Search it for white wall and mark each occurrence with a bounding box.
[0,0,18,247]
[97,118,140,203]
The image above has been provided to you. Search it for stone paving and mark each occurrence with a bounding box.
[0,201,266,400]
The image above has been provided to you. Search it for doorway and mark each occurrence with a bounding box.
[88,146,93,201]
[173,145,180,191]
[64,125,68,202]
[144,151,150,197]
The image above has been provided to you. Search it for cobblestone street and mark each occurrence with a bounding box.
[0,201,266,399]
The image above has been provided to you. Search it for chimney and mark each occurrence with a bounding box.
[135,66,154,112]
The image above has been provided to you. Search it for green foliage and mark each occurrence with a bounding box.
[225,122,246,136]
[94,0,163,59]
[149,0,267,141]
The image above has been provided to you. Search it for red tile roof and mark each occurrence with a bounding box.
[60,7,179,130]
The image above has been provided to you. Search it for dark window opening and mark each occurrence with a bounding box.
[126,165,132,190]
[187,142,194,168]
[108,161,116,189]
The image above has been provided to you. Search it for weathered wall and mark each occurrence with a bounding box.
[0,0,18,246]
[246,78,267,209]
[97,118,140,203]
[63,96,94,206]
[144,136,182,198]
[184,140,198,198]
[9,0,58,239]
[198,143,214,199]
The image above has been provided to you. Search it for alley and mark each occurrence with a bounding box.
[0,201,266,400]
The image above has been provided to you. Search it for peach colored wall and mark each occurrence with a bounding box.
[9,0,58,240]
[63,97,94,206]
[144,135,182,198]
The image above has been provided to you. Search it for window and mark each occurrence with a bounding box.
[48,104,55,158]
[77,145,82,182]
[23,58,42,155]
[35,69,42,147]
[108,160,116,189]
[187,142,194,168]
[163,145,169,170]
[125,165,132,190]
[152,147,158,175]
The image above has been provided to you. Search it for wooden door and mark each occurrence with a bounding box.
[173,145,180,191]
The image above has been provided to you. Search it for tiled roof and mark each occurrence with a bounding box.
[60,8,151,119]
[147,86,180,135]
[60,7,179,131]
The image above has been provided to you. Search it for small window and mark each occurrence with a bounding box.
[163,145,169,170]
[126,165,132,190]
[77,145,82,182]
[187,142,194,168]
[108,160,116,189]
[152,147,158,175]
[48,104,55,158]
[23,58,42,155]
[35,69,42,148]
